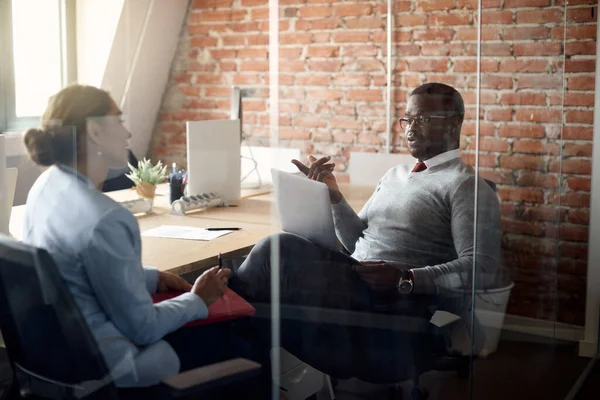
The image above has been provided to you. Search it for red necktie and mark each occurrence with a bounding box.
[411,162,427,173]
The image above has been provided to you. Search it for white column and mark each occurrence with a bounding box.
[580,0,600,357]
[268,1,281,398]
[0,136,8,235]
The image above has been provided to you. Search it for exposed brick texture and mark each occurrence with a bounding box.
[153,1,597,326]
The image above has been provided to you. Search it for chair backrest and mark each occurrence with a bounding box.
[102,149,138,193]
[348,152,499,193]
[348,152,414,186]
[483,179,496,192]
[0,236,118,399]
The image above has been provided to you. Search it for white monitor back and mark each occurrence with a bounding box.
[186,120,241,202]
[0,136,6,235]
[0,137,18,236]
[348,152,414,186]
[2,168,18,236]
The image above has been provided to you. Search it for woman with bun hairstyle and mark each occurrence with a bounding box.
[22,85,264,391]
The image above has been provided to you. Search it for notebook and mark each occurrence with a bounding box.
[151,288,255,327]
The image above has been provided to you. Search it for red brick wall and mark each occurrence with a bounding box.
[152,0,597,325]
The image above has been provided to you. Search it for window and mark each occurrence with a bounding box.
[0,0,76,131]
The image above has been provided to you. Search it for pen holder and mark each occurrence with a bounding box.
[120,198,154,215]
[169,174,184,204]
[170,192,226,215]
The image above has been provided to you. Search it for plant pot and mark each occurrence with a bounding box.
[136,181,157,199]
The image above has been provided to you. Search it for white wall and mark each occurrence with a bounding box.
[79,0,189,159]
[102,0,189,159]
[76,0,124,87]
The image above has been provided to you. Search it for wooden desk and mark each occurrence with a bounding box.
[10,183,374,274]
[137,215,277,274]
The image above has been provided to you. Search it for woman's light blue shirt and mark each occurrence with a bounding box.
[23,165,208,387]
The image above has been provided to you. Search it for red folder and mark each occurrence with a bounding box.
[152,288,255,327]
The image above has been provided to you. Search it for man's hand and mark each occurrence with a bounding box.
[291,155,342,204]
[353,262,402,295]
[191,266,231,306]
[157,271,193,293]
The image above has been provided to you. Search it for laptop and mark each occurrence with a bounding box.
[271,168,339,252]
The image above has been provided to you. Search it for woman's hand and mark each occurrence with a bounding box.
[191,266,231,306]
[157,271,193,293]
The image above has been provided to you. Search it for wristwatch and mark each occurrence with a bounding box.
[397,270,414,294]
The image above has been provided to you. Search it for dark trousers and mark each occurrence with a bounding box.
[164,321,272,399]
[229,233,435,383]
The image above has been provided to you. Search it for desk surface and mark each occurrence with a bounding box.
[137,215,277,274]
[10,183,374,274]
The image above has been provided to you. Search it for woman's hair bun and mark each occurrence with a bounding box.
[24,128,56,166]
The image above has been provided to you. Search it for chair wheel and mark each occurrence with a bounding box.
[388,385,403,400]
[410,386,429,400]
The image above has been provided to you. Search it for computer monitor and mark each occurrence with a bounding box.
[230,86,257,140]
[0,136,18,236]
[230,86,242,134]
[186,120,241,202]
[232,86,264,188]
[0,135,7,234]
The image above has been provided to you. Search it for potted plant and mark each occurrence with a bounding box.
[125,158,168,199]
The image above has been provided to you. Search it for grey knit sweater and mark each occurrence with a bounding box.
[332,158,501,294]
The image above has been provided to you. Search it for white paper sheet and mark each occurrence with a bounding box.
[429,310,461,328]
[142,225,232,241]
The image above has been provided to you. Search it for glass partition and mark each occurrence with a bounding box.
[3,0,599,399]
[262,0,596,399]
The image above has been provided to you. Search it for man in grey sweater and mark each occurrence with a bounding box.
[230,83,501,379]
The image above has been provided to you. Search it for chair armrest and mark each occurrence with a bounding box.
[161,358,261,398]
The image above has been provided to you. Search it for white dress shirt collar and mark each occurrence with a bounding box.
[421,149,461,169]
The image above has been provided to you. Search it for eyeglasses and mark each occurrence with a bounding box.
[398,115,455,130]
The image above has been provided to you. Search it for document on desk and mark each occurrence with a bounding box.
[142,225,232,241]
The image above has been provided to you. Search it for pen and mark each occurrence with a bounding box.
[206,228,241,231]
[218,253,222,270]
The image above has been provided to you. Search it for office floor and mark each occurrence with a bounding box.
[577,360,600,399]
[0,333,596,400]
[333,331,594,400]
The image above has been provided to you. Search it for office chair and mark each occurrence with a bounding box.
[300,178,497,399]
[102,150,138,193]
[240,286,474,400]
[357,178,498,399]
[0,236,261,400]
[353,295,473,400]
[374,178,497,399]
